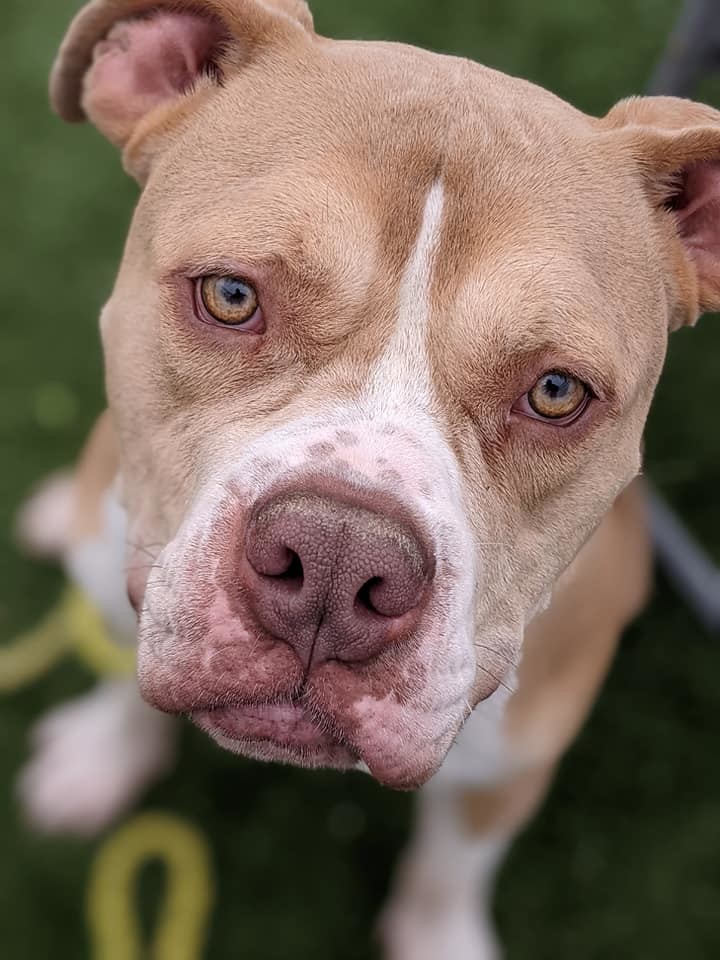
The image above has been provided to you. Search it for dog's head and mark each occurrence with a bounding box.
[53,0,720,787]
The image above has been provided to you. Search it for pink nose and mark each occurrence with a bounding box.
[242,492,434,668]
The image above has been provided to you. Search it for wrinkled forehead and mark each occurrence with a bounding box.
[136,38,665,380]
[143,41,606,255]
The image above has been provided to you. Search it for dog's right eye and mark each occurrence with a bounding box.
[195,276,264,331]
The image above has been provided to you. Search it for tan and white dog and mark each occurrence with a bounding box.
[15,0,720,955]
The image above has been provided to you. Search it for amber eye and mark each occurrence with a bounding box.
[198,276,260,327]
[527,371,589,420]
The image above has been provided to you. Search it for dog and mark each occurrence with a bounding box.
[14,0,720,955]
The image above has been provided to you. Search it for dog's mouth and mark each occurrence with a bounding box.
[191,702,360,770]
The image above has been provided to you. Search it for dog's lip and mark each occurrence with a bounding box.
[191,701,354,756]
[173,696,448,787]
[194,701,316,736]
[126,566,151,616]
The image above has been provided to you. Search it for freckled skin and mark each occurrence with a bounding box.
[308,442,336,458]
[380,468,403,484]
[136,418,477,787]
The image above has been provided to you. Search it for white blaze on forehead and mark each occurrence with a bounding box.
[365,181,445,411]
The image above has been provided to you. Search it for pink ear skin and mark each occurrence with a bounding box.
[52,0,315,181]
[671,161,720,309]
[601,97,720,324]
[83,12,227,150]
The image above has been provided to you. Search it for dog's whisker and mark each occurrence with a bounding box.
[123,560,163,574]
[473,642,519,666]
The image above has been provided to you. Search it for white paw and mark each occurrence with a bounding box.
[17,681,176,836]
[15,470,75,558]
[380,897,501,960]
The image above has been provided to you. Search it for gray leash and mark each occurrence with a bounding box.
[645,0,720,631]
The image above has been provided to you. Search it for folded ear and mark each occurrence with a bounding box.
[602,95,720,328]
[51,0,313,181]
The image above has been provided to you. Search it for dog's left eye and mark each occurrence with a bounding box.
[515,371,590,424]
[195,276,264,331]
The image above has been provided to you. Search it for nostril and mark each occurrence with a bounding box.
[355,576,385,616]
[355,573,426,619]
[247,528,305,592]
[256,547,304,592]
[274,550,304,589]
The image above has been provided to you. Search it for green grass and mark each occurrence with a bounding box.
[1,0,719,957]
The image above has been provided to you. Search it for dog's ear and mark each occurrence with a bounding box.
[51,0,314,182]
[602,95,720,328]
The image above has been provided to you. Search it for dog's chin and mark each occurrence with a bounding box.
[190,701,449,787]
[192,703,360,772]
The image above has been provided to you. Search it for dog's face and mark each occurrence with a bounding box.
[54,0,720,787]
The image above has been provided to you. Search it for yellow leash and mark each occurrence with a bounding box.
[2,588,216,960]
[87,813,215,960]
[0,586,135,691]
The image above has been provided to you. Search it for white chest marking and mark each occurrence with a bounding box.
[65,489,137,643]
[433,673,521,788]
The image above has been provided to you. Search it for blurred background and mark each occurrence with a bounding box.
[1,0,719,957]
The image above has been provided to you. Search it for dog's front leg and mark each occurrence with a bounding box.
[15,415,177,834]
[380,766,554,960]
[17,678,176,836]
